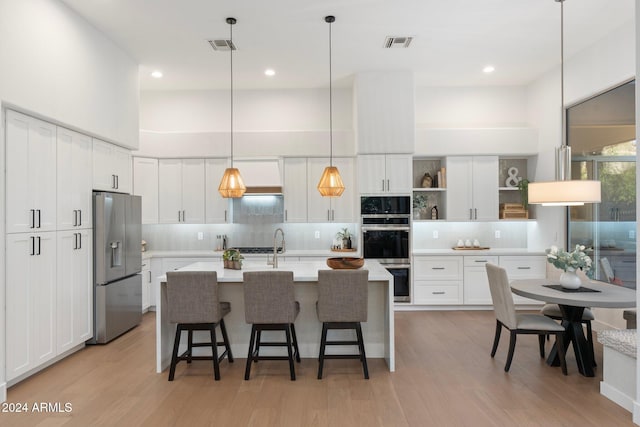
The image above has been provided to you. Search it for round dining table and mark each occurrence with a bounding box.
[510,278,636,377]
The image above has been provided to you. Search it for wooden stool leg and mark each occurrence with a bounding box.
[356,323,369,380]
[244,325,257,380]
[168,325,182,381]
[285,326,296,381]
[290,323,301,363]
[219,318,233,363]
[187,329,193,364]
[210,325,220,381]
[317,322,328,379]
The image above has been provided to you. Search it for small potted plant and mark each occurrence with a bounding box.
[517,178,529,210]
[413,194,428,219]
[222,248,244,270]
[335,228,352,249]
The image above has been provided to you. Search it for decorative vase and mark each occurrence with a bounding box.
[559,270,581,289]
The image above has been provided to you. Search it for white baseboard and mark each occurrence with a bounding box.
[632,400,640,425]
[601,381,634,412]
[0,382,6,403]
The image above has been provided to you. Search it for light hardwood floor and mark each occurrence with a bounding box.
[1,311,634,426]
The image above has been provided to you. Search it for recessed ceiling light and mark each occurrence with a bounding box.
[151,70,163,78]
[483,65,495,74]
[264,69,276,77]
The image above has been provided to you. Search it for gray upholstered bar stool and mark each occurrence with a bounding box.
[243,271,301,381]
[316,269,369,379]
[166,271,233,381]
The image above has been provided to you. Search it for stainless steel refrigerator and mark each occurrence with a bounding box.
[89,191,142,344]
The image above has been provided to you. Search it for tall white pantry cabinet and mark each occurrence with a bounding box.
[5,110,94,382]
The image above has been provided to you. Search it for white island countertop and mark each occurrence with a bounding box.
[160,260,390,282]
[155,259,394,375]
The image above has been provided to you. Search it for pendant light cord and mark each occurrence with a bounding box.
[228,18,235,168]
[559,0,565,148]
[327,16,334,167]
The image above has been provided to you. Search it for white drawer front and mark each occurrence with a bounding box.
[414,256,463,280]
[464,256,499,267]
[499,256,546,279]
[414,282,462,305]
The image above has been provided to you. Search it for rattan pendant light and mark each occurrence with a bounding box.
[317,15,345,197]
[218,17,246,198]
[528,0,600,206]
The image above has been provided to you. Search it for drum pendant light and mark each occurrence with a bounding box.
[218,17,246,198]
[528,0,600,206]
[317,15,345,197]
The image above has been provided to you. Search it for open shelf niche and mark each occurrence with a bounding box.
[412,158,446,221]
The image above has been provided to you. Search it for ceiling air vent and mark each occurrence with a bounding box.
[383,36,413,49]
[207,39,236,51]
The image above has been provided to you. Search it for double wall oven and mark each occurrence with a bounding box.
[361,196,411,302]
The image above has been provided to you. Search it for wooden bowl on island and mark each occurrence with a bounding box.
[326,257,364,270]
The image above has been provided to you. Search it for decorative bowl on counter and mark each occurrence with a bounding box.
[326,257,364,270]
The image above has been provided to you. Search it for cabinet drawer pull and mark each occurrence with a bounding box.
[37,236,41,255]
[386,179,390,191]
[78,233,82,249]
[37,209,41,228]
[474,260,488,263]
[30,209,36,229]
[431,267,445,270]
[73,210,78,227]
[432,291,445,295]
[469,209,473,220]
[517,266,531,270]
[78,209,82,226]
[474,208,478,220]
[30,236,35,255]
[115,175,119,189]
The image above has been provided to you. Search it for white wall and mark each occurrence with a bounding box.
[0,0,139,148]
[415,86,529,128]
[137,88,354,158]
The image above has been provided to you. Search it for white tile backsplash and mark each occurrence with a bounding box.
[412,221,529,250]
[142,223,359,252]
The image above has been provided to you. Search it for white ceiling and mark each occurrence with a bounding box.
[59,0,634,91]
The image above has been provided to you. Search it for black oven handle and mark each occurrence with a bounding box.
[362,227,410,232]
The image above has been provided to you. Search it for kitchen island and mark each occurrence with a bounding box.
[155,260,395,373]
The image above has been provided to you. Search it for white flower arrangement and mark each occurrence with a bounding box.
[545,244,594,278]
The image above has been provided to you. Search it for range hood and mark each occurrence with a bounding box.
[234,160,283,195]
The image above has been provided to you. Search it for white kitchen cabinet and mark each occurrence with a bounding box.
[141,258,151,312]
[308,157,356,222]
[446,156,498,221]
[158,159,205,223]
[205,158,231,223]
[283,158,308,223]
[354,71,415,154]
[93,138,132,193]
[57,229,93,354]
[358,154,412,194]
[463,256,499,305]
[413,256,463,305]
[6,110,57,233]
[6,232,57,381]
[499,255,546,305]
[133,157,159,224]
[57,127,93,230]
